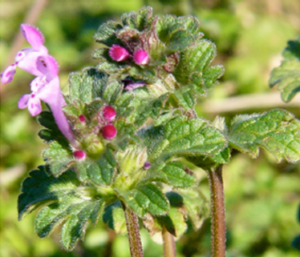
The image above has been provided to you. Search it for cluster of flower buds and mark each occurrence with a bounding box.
[109,44,149,65]
[101,105,117,140]
[1,24,77,147]
[73,105,117,161]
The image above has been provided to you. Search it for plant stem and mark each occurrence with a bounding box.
[207,166,226,257]
[123,203,144,257]
[162,226,176,257]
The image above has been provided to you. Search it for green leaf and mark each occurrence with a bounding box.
[149,161,196,188]
[19,166,104,250]
[176,188,209,230]
[229,109,300,163]
[68,68,108,104]
[121,6,154,31]
[269,37,300,102]
[120,183,169,217]
[102,201,127,235]
[173,39,224,94]
[43,141,73,176]
[94,20,123,46]
[87,149,116,186]
[156,15,203,52]
[143,116,227,163]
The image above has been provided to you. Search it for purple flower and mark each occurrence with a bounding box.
[133,49,149,65]
[1,24,77,146]
[122,79,146,91]
[109,44,130,62]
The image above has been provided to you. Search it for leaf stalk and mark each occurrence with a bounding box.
[162,225,176,257]
[123,203,144,257]
[207,166,226,257]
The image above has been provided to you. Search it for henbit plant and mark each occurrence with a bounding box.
[1,7,300,257]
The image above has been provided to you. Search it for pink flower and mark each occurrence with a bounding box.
[102,124,117,140]
[1,24,48,83]
[1,24,77,146]
[73,150,86,160]
[102,106,116,122]
[109,44,130,62]
[133,49,149,65]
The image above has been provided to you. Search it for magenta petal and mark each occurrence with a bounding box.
[18,94,31,109]
[38,77,60,104]
[133,49,149,65]
[30,76,47,92]
[36,55,59,79]
[17,50,46,77]
[27,96,42,116]
[21,24,45,51]
[109,45,130,62]
[1,64,17,84]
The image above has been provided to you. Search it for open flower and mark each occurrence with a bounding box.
[1,24,77,146]
[1,24,48,83]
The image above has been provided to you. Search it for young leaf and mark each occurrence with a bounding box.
[120,183,169,217]
[229,109,300,163]
[68,68,108,104]
[269,37,300,102]
[173,39,224,95]
[87,148,116,186]
[43,141,73,176]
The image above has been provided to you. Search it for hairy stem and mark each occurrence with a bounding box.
[162,226,176,257]
[123,203,144,257]
[207,166,226,257]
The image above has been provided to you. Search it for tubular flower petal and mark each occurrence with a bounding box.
[133,49,149,65]
[109,44,130,62]
[1,24,77,147]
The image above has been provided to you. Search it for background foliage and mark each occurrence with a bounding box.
[0,0,299,256]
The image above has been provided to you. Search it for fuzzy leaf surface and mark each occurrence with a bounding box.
[269,38,300,102]
[68,68,108,104]
[229,109,300,163]
[120,183,169,217]
[142,116,227,163]
[18,166,103,250]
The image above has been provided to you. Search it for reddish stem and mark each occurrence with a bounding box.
[207,166,226,257]
[123,204,144,257]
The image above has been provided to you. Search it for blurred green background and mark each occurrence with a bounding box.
[0,0,299,256]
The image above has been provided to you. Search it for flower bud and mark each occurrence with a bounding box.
[109,44,130,62]
[79,114,86,123]
[102,124,117,140]
[133,49,149,65]
[143,161,151,169]
[102,106,116,122]
[73,150,86,160]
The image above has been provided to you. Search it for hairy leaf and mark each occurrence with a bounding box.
[68,68,108,104]
[229,109,300,163]
[143,116,227,163]
[269,37,300,102]
[120,183,169,217]
[18,166,103,250]
[176,188,209,230]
